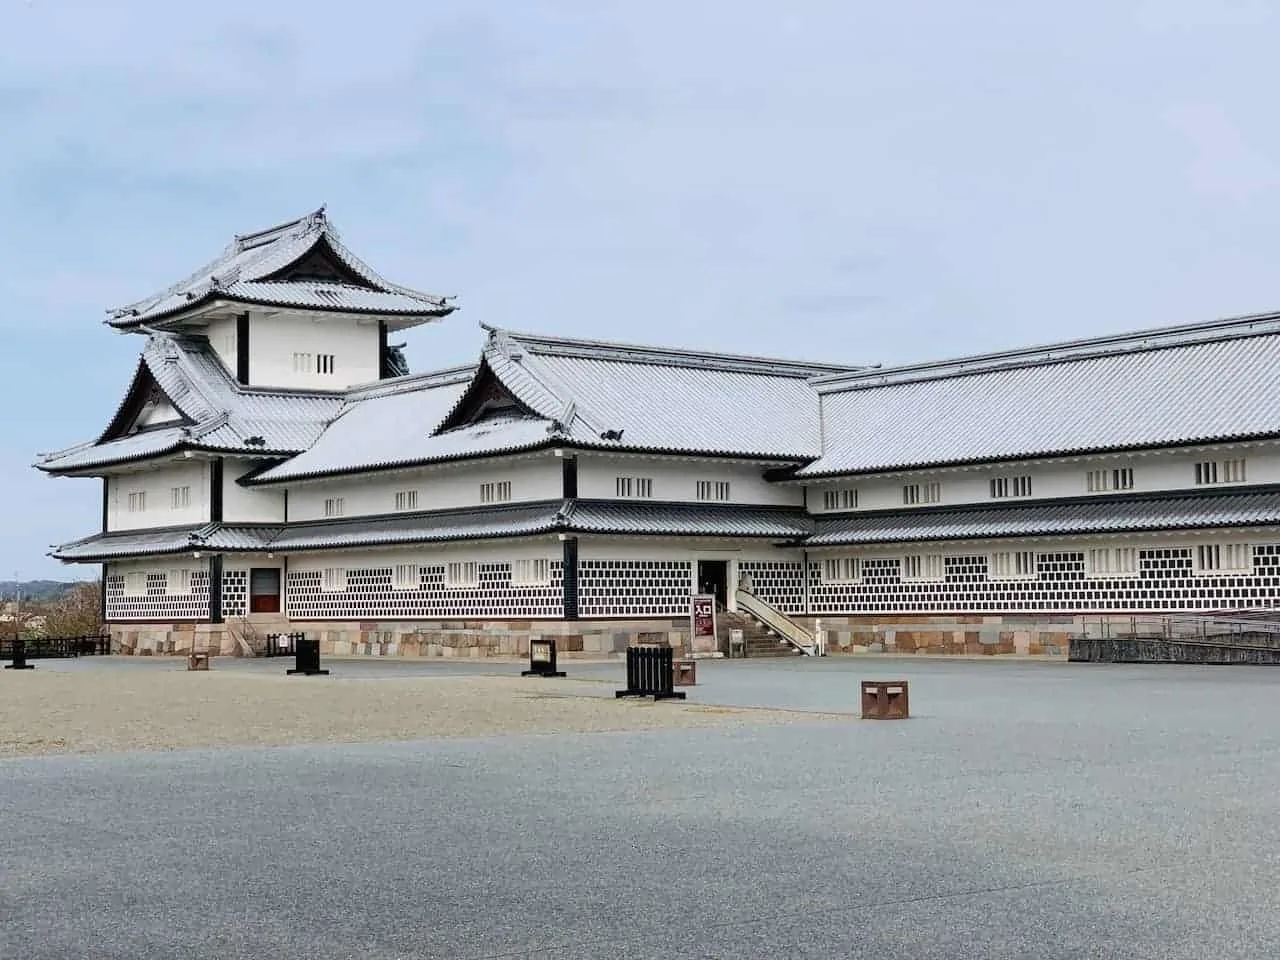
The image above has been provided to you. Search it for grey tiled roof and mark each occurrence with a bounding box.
[36,335,345,473]
[107,208,453,328]
[800,316,1280,477]
[483,328,857,460]
[51,524,278,561]
[267,502,564,552]
[562,500,812,538]
[51,500,813,561]
[804,489,1280,547]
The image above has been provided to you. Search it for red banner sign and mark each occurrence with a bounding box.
[691,594,716,639]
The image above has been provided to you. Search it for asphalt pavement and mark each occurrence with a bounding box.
[4,655,1280,958]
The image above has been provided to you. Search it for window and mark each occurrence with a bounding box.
[127,491,146,513]
[123,571,147,596]
[616,477,654,498]
[511,558,552,586]
[1195,543,1251,573]
[480,481,511,504]
[168,568,193,595]
[292,352,314,374]
[323,497,345,518]
[394,490,419,511]
[902,482,941,506]
[822,557,861,583]
[696,480,731,502]
[990,550,1036,580]
[393,563,419,590]
[821,488,858,510]
[1087,547,1139,578]
[317,353,335,375]
[322,568,348,592]
[170,485,191,510]
[446,561,479,589]
[1086,467,1135,492]
[902,554,944,582]
[989,476,1032,499]
[1195,458,1246,486]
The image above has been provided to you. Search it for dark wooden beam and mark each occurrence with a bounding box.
[236,312,250,385]
[561,456,578,499]
[378,319,390,379]
[209,555,224,624]
[561,537,578,621]
[209,458,224,522]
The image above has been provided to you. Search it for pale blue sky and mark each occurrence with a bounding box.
[4,0,1280,578]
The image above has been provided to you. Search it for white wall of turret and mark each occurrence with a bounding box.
[106,460,210,530]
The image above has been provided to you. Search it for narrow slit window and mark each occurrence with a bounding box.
[511,558,552,586]
[394,490,419,511]
[324,497,345,518]
[446,561,479,588]
[480,481,512,504]
[170,485,191,510]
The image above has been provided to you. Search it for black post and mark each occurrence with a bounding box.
[5,635,34,670]
[236,312,250,384]
[209,555,223,625]
[287,634,329,676]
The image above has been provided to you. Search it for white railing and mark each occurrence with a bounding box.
[735,590,816,656]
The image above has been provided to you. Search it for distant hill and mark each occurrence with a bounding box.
[0,580,86,603]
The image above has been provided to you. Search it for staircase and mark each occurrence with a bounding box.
[718,610,803,658]
[735,590,817,656]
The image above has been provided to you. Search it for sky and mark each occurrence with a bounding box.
[3,0,1280,579]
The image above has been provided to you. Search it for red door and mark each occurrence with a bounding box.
[249,568,281,613]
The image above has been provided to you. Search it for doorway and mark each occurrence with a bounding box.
[696,560,729,609]
[249,568,281,614]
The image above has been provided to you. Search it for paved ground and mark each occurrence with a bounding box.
[4,655,1280,958]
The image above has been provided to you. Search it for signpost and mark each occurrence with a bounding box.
[690,594,716,647]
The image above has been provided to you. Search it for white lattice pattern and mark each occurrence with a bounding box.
[578,560,692,617]
[286,562,563,620]
[105,570,210,620]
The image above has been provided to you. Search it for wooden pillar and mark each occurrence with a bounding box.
[562,536,579,621]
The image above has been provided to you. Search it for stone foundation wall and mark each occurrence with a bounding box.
[795,614,1092,656]
[109,618,708,659]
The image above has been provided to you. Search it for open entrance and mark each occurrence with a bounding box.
[696,560,729,609]
[249,568,281,614]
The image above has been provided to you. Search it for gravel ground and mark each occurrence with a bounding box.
[0,666,845,757]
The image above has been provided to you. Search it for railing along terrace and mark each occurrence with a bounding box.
[1082,613,1280,650]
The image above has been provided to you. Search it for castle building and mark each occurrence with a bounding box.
[36,209,1280,657]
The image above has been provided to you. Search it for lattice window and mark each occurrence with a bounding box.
[392,563,419,590]
[170,486,191,510]
[822,557,861,583]
[168,568,194,595]
[990,550,1037,580]
[127,491,146,513]
[990,476,1032,499]
[902,554,944,582]
[123,571,147,596]
[902,482,941,506]
[1196,543,1251,574]
[511,558,552,586]
[821,488,858,510]
[292,352,314,374]
[322,568,348,592]
[324,497,345,518]
[1196,458,1246,485]
[446,561,479,588]
[480,481,511,504]
[615,477,654,498]
[317,353,335,375]
[1087,547,1139,578]
[394,490,419,511]
[696,480,731,502]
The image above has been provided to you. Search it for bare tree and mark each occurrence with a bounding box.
[40,581,103,638]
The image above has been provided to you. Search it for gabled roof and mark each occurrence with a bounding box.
[105,208,456,330]
[246,327,864,484]
[804,487,1280,547]
[798,312,1280,478]
[35,334,345,474]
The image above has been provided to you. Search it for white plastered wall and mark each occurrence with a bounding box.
[222,457,286,522]
[577,453,802,506]
[247,312,380,390]
[285,456,562,521]
[106,460,209,531]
